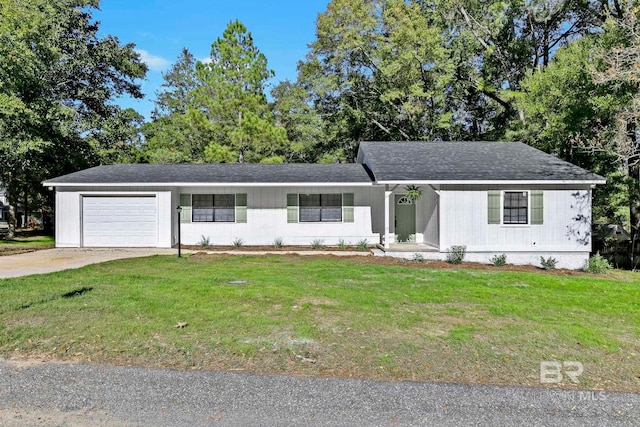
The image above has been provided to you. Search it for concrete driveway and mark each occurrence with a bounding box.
[0,248,179,278]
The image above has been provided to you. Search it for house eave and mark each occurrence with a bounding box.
[42,181,374,188]
[374,179,606,186]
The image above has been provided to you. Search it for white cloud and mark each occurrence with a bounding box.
[135,49,170,72]
[199,57,213,65]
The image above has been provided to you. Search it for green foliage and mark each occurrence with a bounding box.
[0,0,146,230]
[193,20,289,163]
[143,20,292,164]
[490,253,507,267]
[412,253,424,263]
[356,239,369,251]
[299,0,454,157]
[584,253,612,274]
[446,246,466,264]
[540,256,558,270]
[337,239,348,249]
[273,237,283,248]
[311,239,324,249]
[405,185,422,202]
[232,238,244,248]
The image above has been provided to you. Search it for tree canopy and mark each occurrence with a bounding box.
[0,0,146,235]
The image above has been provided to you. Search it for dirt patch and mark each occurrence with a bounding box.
[187,252,597,277]
[181,244,369,252]
[0,406,129,427]
[298,296,340,307]
[0,246,51,256]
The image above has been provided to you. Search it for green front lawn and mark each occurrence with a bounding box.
[0,231,54,254]
[0,254,638,391]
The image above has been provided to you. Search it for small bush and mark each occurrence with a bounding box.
[337,238,348,249]
[584,253,611,274]
[232,238,244,248]
[356,239,369,251]
[311,239,324,249]
[540,256,558,270]
[273,237,283,248]
[198,235,210,248]
[412,253,424,263]
[490,253,507,267]
[446,245,466,264]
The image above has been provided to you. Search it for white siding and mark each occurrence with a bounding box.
[179,186,379,246]
[55,191,81,247]
[438,185,593,253]
[416,186,439,246]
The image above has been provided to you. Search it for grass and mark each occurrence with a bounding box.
[0,254,639,391]
[0,231,54,254]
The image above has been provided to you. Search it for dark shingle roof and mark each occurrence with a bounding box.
[358,141,605,182]
[43,163,373,185]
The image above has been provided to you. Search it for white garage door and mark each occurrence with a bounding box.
[82,196,157,247]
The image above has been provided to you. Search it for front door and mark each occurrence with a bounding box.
[395,195,416,243]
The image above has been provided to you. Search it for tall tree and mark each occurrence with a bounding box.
[194,20,288,163]
[0,0,146,237]
[587,4,640,263]
[298,0,452,159]
[144,21,290,164]
[143,48,208,163]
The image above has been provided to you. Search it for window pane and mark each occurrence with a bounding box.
[321,194,342,207]
[214,207,235,222]
[193,194,213,207]
[214,194,234,207]
[193,208,214,222]
[299,194,320,207]
[299,194,343,222]
[300,207,321,222]
[503,192,528,224]
[321,207,342,222]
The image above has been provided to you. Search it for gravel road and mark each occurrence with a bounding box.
[0,359,638,426]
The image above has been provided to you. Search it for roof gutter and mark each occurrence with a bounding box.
[42,181,375,188]
[375,179,606,185]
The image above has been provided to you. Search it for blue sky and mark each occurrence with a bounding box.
[95,0,329,120]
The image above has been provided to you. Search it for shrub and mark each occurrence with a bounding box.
[232,238,244,248]
[540,256,558,270]
[198,235,210,248]
[273,237,283,248]
[412,253,424,262]
[356,239,369,251]
[446,245,466,264]
[337,238,348,249]
[490,253,507,267]
[584,253,611,274]
[311,239,324,249]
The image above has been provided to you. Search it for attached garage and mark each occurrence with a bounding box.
[82,196,158,247]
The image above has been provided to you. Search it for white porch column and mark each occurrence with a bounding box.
[384,190,392,249]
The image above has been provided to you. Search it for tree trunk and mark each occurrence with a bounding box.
[6,205,15,240]
[23,187,28,229]
[629,164,640,270]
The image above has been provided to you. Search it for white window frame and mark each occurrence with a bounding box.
[298,193,343,223]
[501,190,530,227]
[191,193,236,223]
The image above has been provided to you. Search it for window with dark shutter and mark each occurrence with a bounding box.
[192,194,235,222]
